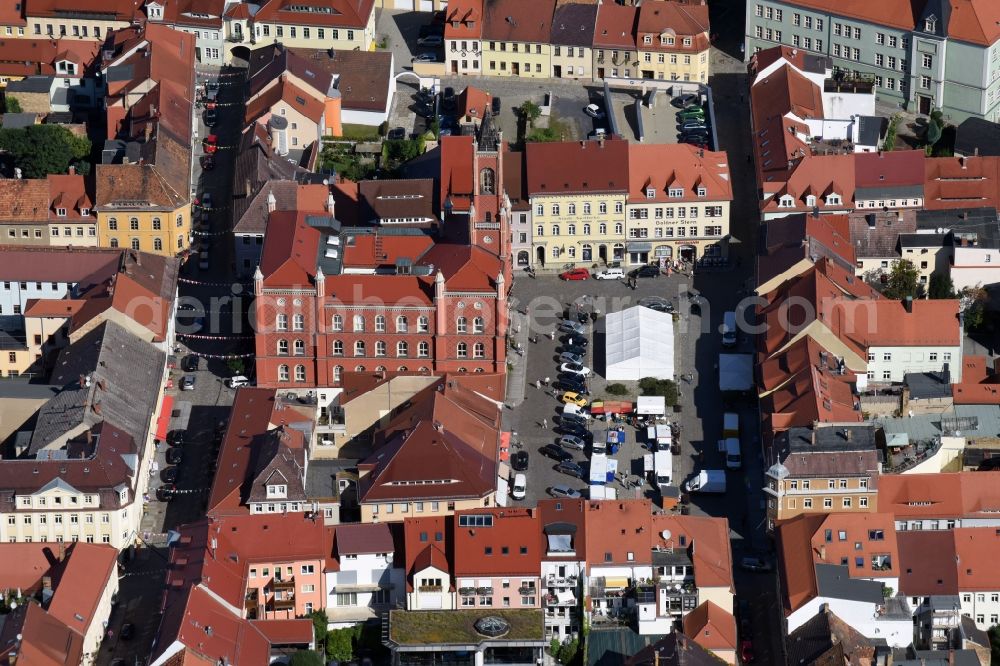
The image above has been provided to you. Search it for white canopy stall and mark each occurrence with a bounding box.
[604,306,675,381]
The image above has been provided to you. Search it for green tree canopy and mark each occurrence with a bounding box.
[0,125,91,178]
[326,627,354,661]
[3,95,21,113]
[928,273,955,299]
[881,259,922,300]
[288,650,324,666]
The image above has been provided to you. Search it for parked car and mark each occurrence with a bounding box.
[559,344,587,357]
[556,378,588,395]
[166,448,183,465]
[561,391,589,407]
[559,435,587,450]
[559,268,590,281]
[558,323,585,338]
[203,108,218,126]
[584,103,605,119]
[226,375,250,388]
[740,556,772,573]
[491,95,501,115]
[559,352,584,365]
[387,127,406,140]
[630,265,660,278]
[156,485,176,501]
[673,93,699,108]
[740,639,754,663]
[411,52,437,63]
[166,430,185,447]
[511,473,527,500]
[417,34,443,46]
[202,134,218,154]
[511,450,529,471]
[555,460,585,478]
[679,119,708,131]
[560,362,590,376]
[540,444,573,462]
[200,155,215,171]
[562,335,588,348]
[593,267,625,280]
[201,192,213,209]
[680,129,710,141]
[549,485,582,499]
[678,108,706,121]
[161,467,179,483]
[180,375,196,391]
[638,297,674,313]
[558,422,591,439]
[559,412,589,428]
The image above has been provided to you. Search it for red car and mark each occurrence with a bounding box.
[203,134,218,154]
[559,268,590,281]
[739,639,754,663]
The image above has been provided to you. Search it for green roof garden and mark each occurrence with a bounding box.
[388,609,545,646]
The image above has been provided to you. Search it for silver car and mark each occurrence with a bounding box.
[549,485,582,499]
[559,435,586,450]
[559,352,584,365]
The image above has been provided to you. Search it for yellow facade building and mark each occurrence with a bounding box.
[252,0,377,52]
[635,1,711,83]
[526,139,630,269]
[25,0,139,40]
[96,199,192,257]
[481,0,554,78]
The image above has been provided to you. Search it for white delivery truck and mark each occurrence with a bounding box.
[589,453,609,486]
[653,450,672,492]
[723,412,739,438]
[647,424,672,451]
[718,438,742,469]
[684,469,727,494]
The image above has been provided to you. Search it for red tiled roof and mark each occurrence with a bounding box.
[420,243,501,292]
[457,85,492,121]
[18,602,84,665]
[855,150,925,189]
[254,619,314,645]
[452,508,541,576]
[26,0,143,21]
[776,514,826,614]
[948,0,1000,47]
[878,472,1000,521]
[46,544,118,634]
[924,155,1000,210]
[627,143,732,203]
[683,601,737,652]
[0,1,25,26]
[259,211,323,287]
[636,1,709,51]
[594,3,637,48]
[952,355,1000,404]
[757,213,856,289]
[808,513,898,580]
[255,0,376,29]
[335,523,395,556]
[340,232,435,270]
[403,516,450,590]
[526,138,629,194]
[440,135,475,211]
[481,0,555,43]
[444,0,483,40]
[324,274,435,306]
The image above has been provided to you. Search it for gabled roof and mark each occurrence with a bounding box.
[26,0,143,21]
[878,472,1000,521]
[762,0,921,32]
[924,155,1000,210]
[259,211,323,286]
[335,522,395,556]
[627,143,732,203]
[358,377,501,504]
[847,209,918,259]
[246,76,326,126]
[526,138,629,195]
[482,0,556,43]
[682,601,737,653]
[440,135,475,211]
[593,3,637,48]
[444,0,483,40]
[403,516,450,590]
[757,213,856,291]
[255,0,376,28]
[636,0,709,49]
[550,3,598,47]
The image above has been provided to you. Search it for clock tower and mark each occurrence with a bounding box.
[469,112,511,283]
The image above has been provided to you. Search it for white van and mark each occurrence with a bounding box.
[594,267,625,280]
[718,438,742,469]
[226,375,250,388]
[722,311,737,347]
[511,473,527,500]
[654,450,672,491]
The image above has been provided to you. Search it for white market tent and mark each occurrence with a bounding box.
[637,396,666,416]
[604,306,675,381]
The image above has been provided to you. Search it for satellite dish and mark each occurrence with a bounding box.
[661,530,671,541]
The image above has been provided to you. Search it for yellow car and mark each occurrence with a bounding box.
[561,391,589,407]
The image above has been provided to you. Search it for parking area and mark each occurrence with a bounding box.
[607,86,713,147]
[377,9,444,74]
[386,78,434,138]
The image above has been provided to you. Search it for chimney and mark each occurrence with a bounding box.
[267,190,277,213]
[68,165,75,175]
[42,575,52,590]
[960,155,967,169]
[904,295,913,313]
[326,192,335,214]
[57,542,66,561]
[144,122,152,143]
[975,147,980,157]
[92,402,102,415]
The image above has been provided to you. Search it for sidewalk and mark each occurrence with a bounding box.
[502,308,530,420]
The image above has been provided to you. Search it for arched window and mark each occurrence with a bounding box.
[457,342,468,358]
[615,223,623,235]
[397,341,408,357]
[517,250,529,266]
[294,365,306,382]
[292,314,304,331]
[152,217,161,230]
[599,223,607,234]
[276,314,288,331]
[419,366,430,373]
[480,167,495,194]
[583,224,591,235]
[130,238,140,250]
[568,203,576,215]
[129,217,139,231]
[583,203,592,215]
[418,341,429,357]
[399,366,408,372]
[396,315,408,333]
[375,365,386,373]
[333,366,343,382]
[109,238,119,248]
[568,224,576,235]
[353,315,364,332]
[355,365,366,372]
[552,225,560,236]
[375,341,386,357]
[332,314,343,331]
[417,316,429,333]
[332,340,344,356]
[293,339,305,355]
[354,341,365,356]
[108,217,118,231]
[473,317,484,334]
[473,342,485,358]
[375,315,386,332]
[456,316,467,333]
[153,238,162,251]
[278,364,289,381]
[277,339,289,355]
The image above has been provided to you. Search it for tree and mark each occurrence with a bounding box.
[289,650,324,666]
[989,624,1000,664]
[519,100,541,124]
[3,95,21,113]
[881,259,921,300]
[960,286,988,331]
[226,358,245,375]
[0,125,91,178]
[926,120,942,147]
[310,609,328,647]
[928,273,955,299]
[326,627,354,662]
[639,377,678,406]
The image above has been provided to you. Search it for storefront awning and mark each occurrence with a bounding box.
[603,576,629,589]
[627,242,652,252]
[155,395,173,442]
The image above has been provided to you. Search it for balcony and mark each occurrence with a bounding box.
[418,585,443,593]
[544,592,577,607]
[273,596,295,611]
[545,574,577,588]
[588,577,630,599]
[272,578,295,590]
[518,586,537,595]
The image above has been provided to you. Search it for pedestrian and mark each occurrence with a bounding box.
[549,331,555,341]
[544,376,550,386]
[536,380,542,389]
[542,418,548,429]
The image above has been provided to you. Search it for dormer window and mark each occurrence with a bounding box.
[683,37,692,46]
[805,195,816,207]
[668,187,684,198]
[659,36,667,45]
[81,208,90,217]
[779,195,794,208]
[826,194,841,205]
[646,187,656,199]
[643,35,652,45]
[925,16,936,33]
[56,207,66,217]
[696,187,707,197]
[267,484,287,498]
